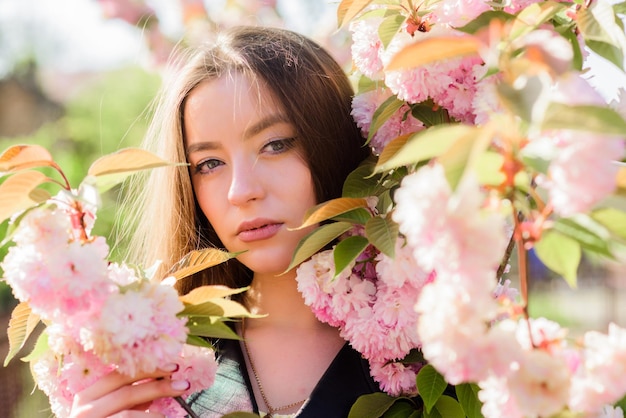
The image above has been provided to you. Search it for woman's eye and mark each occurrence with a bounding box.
[262,137,296,154]
[194,158,223,174]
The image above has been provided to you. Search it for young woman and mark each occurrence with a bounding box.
[70,26,377,418]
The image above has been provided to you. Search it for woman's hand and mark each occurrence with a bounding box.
[69,363,190,418]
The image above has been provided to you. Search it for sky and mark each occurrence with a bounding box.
[0,0,337,75]
[0,0,624,101]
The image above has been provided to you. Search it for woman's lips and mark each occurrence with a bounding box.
[237,221,283,242]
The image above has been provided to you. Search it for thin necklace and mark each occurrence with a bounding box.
[241,319,307,418]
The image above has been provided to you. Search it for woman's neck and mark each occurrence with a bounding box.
[245,270,320,330]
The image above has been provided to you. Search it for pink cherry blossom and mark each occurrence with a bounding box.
[2,234,112,320]
[430,0,491,27]
[32,347,114,418]
[82,281,188,377]
[150,344,218,417]
[351,88,424,154]
[507,349,571,418]
[393,164,508,276]
[478,376,525,418]
[369,359,423,397]
[375,238,432,289]
[349,17,384,79]
[296,249,352,327]
[569,324,626,413]
[531,129,624,216]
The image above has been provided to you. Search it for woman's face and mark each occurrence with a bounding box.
[184,74,318,277]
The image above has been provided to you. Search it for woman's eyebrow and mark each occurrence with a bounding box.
[186,141,220,156]
[242,114,291,140]
[185,114,291,156]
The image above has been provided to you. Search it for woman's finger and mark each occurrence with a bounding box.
[108,411,165,418]
[75,364,179,404]
[83,376,190,418]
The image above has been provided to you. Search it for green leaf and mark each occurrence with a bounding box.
[348,393,403,418]
[400,348,426,365]
[424,408,443,418]
[375,124,477,173]
[615,392,626,412]
[455,10,515,34]
[379,14,406,49]
[416,364,448,413]
[221,412,261,418]
[586,40,625,70]
[591,207,626,240]
[456,383,485,418]
[185,334,214,349]
[332,208,373,225]
[438,125,491,191]
[615,2,626,15]
[186,319,242,340]
[510,1,567,39]
[368,96,406,144]
[476,152,506,187]
[334,235,370,277]
[4,302,40,366]
[578,1,626,70]
[552,216,613,258]
[534,229,581,288]
[411,100,453,127]
[541,103,626,136]
[343,157,385,198]
[497,74,550,124]
[555,24,583,71]
[365,216,399,258]
[383,400,419,417]
[21,330,48,363]
[285,222,354,272]
[432,395,465,418]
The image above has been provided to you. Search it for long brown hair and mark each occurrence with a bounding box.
[121,26,370,295]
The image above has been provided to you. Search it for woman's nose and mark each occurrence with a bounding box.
[227,159,265,206]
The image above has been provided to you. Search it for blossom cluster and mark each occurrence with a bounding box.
[297,230,432,396]
[396,164,626,417]
[1,194,217,418]
[299,0,626,417]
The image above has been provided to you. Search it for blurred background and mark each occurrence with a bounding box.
[0,0,624,416]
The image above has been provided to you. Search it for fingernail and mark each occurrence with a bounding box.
[163,363,179,372]
[171,379,190,391]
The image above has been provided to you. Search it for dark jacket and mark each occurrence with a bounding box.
[187,338,381,417]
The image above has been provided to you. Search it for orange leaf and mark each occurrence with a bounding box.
[0,171,51,224]
[168,248,239,281]
[0,144,55,173]
[4,302,40,366]
[386,36,482,71]
[179,285,249,304]
[296,197,370,230]
[87,148,178,177]
[337,0,373,28]
[376,133,412,168]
